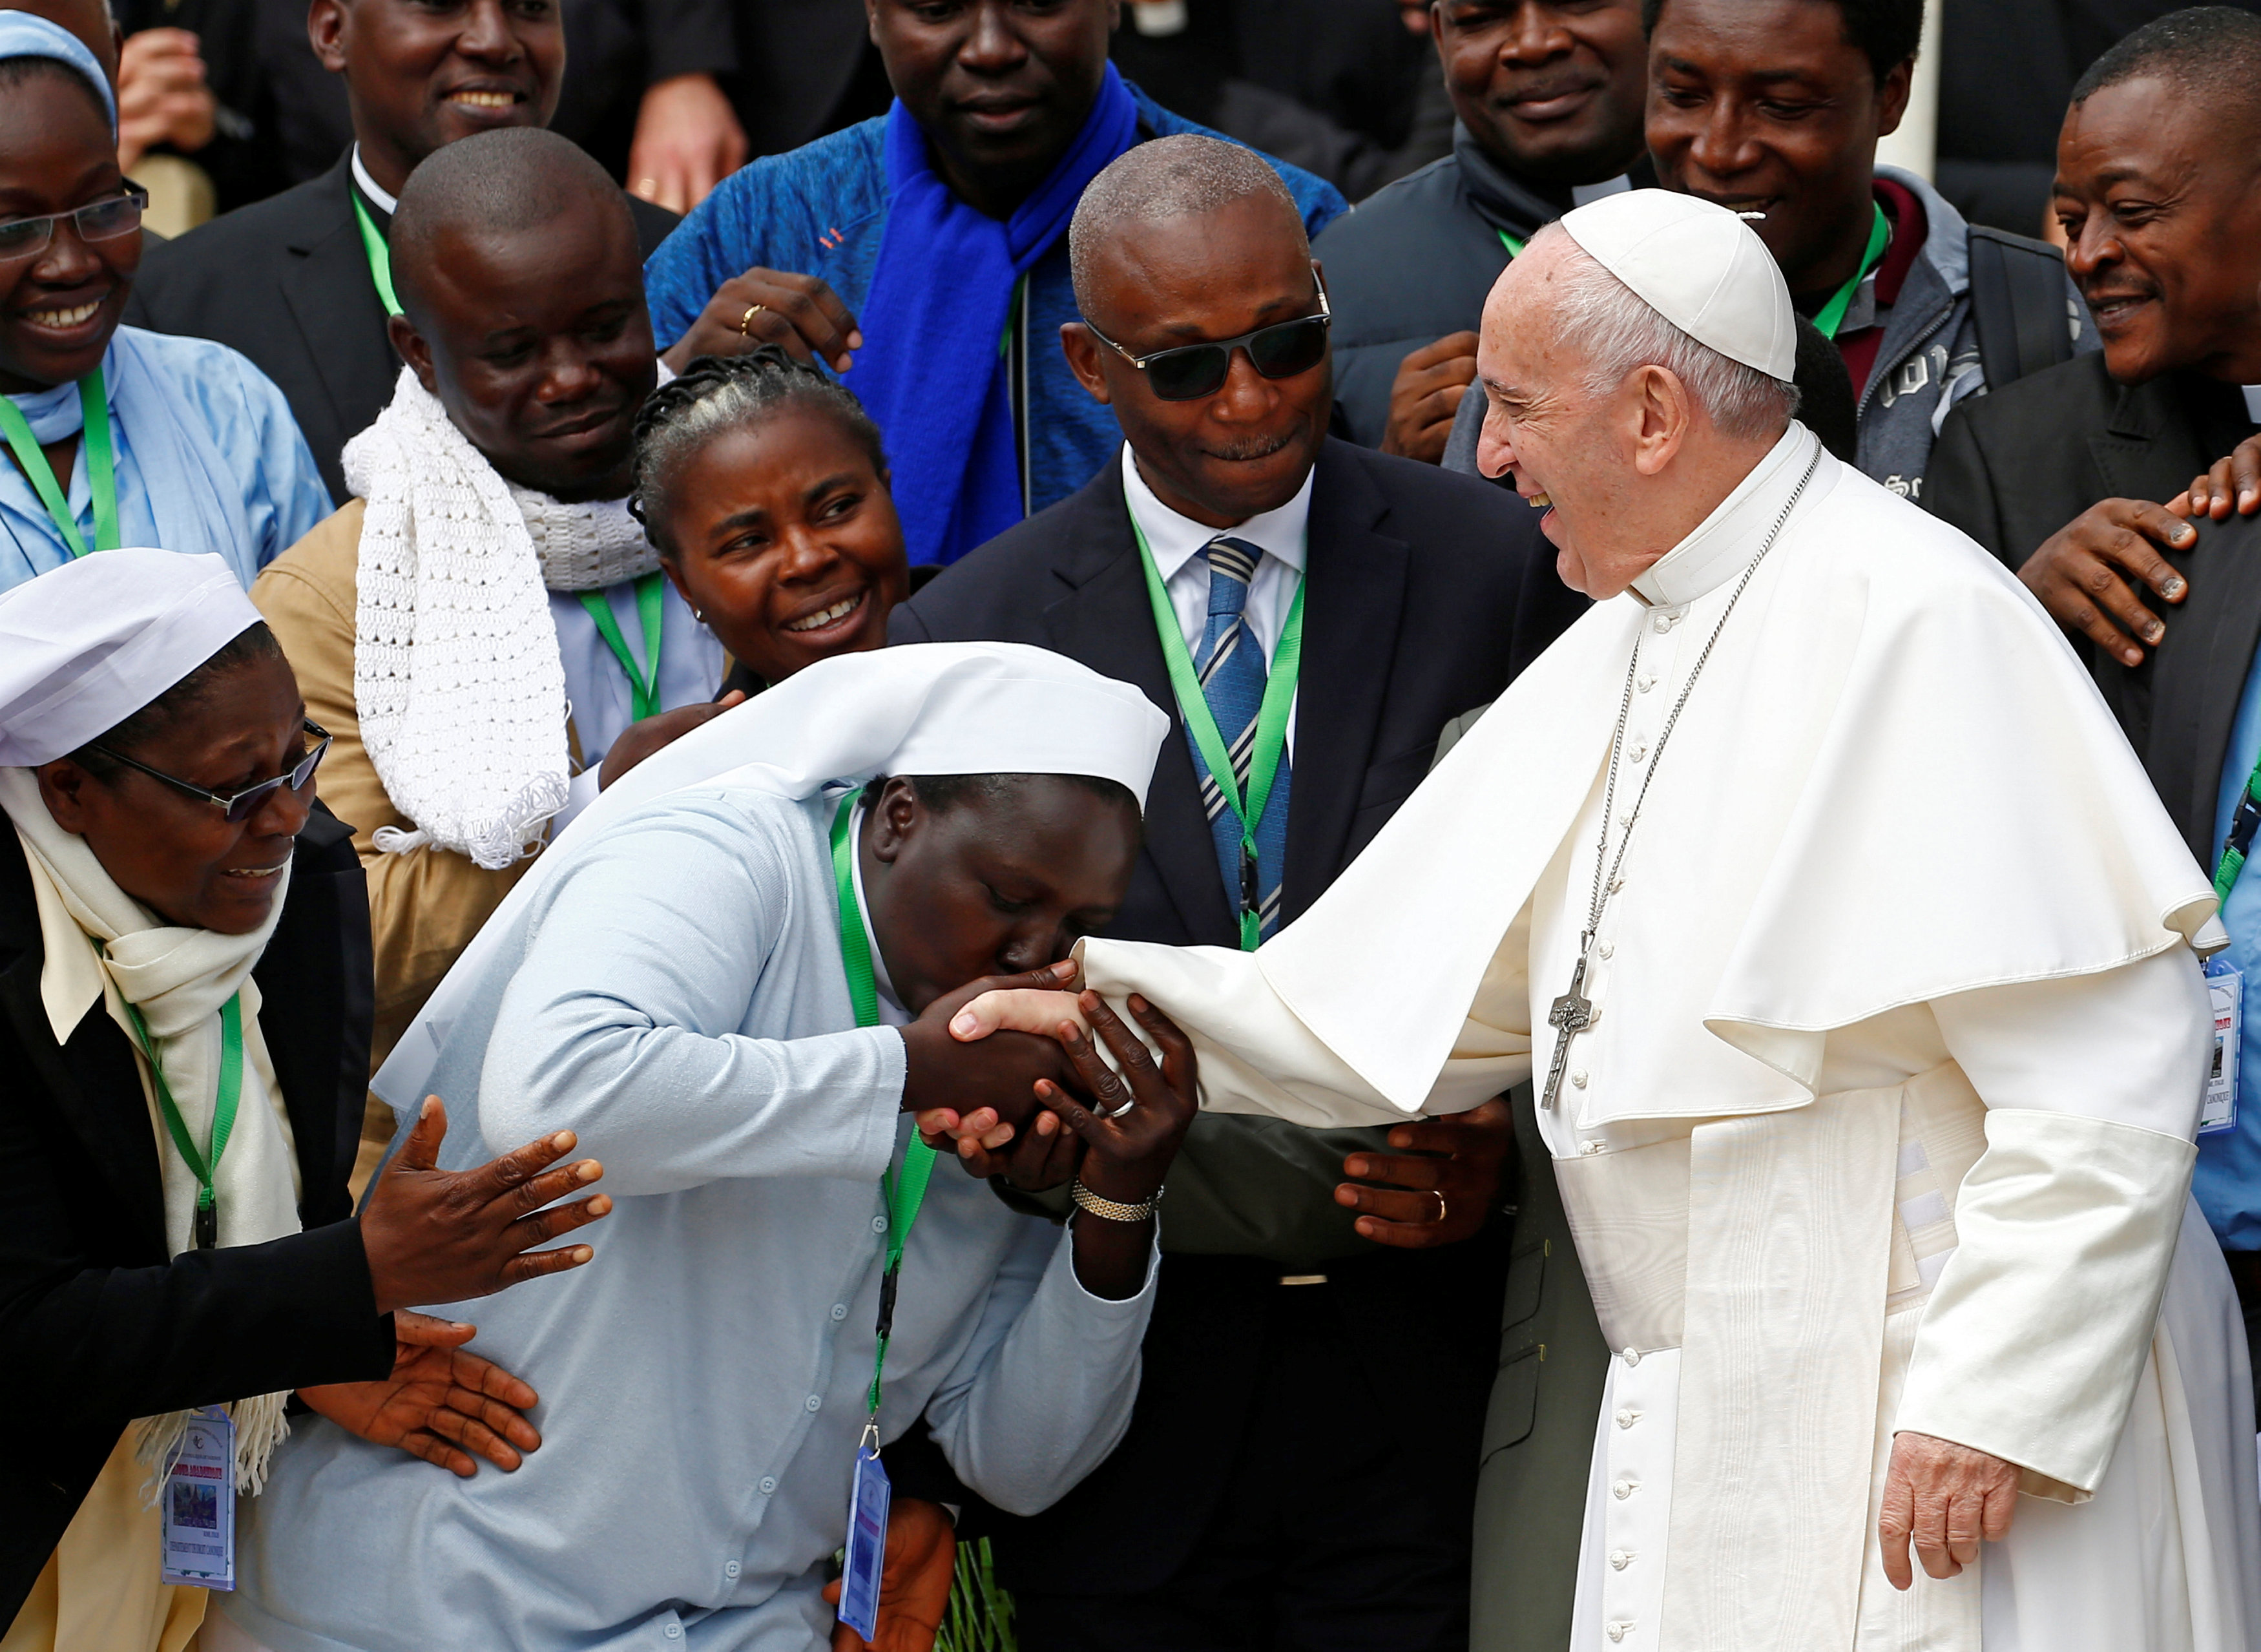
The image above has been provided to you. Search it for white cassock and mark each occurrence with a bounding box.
[1072,424,2261,1651]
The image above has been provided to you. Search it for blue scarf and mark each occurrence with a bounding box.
[846,65,1140,565]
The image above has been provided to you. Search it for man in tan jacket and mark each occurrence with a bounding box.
[257,131,726,1177]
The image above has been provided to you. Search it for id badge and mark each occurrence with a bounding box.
[2204,959,2242,1136]
[838,1438,891,1641]
[159,1406,234,1589]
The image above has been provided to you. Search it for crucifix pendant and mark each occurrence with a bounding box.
[1539,950,1594,1112]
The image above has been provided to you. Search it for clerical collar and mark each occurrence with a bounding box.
[1120,444,1311,580]
[2244,384,2261,424]
[1631,423,1825,610]
[1451,121,1640,242]
[350,143,399,218]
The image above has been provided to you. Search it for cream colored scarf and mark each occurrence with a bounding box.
[0,769,302,1495]
[345,368,665,871]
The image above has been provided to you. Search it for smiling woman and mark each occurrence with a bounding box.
[627,345,910,698]
[0,550,617,1649]
[0,14,331,591]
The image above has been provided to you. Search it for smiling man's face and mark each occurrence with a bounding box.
[1061,192,1331,530]
[1432,0,1648,187]
[391,187,656,502]
[313,0,564,197]
[2054,78,2261,388]
[1645,0,1909,299]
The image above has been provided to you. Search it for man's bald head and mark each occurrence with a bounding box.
[385,126,656,502]
[390,126,630,323]
[2072,6,2261,150]
[1068,134,1306,318]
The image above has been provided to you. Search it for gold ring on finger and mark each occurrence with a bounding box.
[738,302,767,337]
[1431,1190,1448,1224]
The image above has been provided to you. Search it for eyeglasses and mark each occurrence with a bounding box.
[0,182,150,264]
[1081,271,1332,402]
[89,721,331,823]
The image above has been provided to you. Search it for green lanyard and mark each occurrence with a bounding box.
[1497,228,1527,258]
[0,368,120,558]
[103,944,245,1252]
[2214,761,2261,904]
[1811,202,1893,340]
[579,572,668,723]
[1131,519,1305,951]
[831,795,938,1421]
[351,192,404,320]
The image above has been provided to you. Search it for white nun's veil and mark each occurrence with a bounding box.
[375,642,1168,1107]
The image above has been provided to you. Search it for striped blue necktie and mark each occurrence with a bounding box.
[1189,536,1290,940]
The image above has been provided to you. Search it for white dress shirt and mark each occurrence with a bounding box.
[1118,443,1311,753]
[349,143,397,214]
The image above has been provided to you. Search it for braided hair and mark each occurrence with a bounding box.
[630,346,888,556]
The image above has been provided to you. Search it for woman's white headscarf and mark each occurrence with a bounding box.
[375,642,1169,1107]
[0,550,305,1492]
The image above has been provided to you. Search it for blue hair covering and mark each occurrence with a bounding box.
[0,8,117,131]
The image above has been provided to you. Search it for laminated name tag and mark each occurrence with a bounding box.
[2204,959,2242,1136]
[159,1406,234,1589]
[838,1441,890,1640]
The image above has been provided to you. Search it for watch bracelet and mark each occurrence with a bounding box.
[1068,1178,1163,1223]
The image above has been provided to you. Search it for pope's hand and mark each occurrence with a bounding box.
[913,986,1091,1149]
[1878,1430,2019,1589]
[899,964,1085,1140]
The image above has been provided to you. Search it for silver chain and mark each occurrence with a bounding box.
[1578,446,1821,948]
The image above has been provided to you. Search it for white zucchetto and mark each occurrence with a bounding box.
[0,550,262,768]
[1559,189,1797,382]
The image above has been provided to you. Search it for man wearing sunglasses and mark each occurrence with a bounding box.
[893,133,1584,1652]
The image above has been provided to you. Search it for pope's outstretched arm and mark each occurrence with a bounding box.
[952,935,1532,1129]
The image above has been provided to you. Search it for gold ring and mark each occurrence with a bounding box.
[738,302,767,337]
[1431,1190,1448,1224]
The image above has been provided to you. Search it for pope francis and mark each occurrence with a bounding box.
[948,191,2261,1651]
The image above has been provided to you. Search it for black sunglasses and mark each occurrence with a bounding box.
[89,720,331,823]
[1083,272,1332,402]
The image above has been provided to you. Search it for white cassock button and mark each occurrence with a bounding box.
[1637,674,1656,692]
[1652,614,1673,633]
[1608,875,1624,894]
[1607,1620,1633,1642]
[1616,1408,1640,1429]
[1629,744,1647,764]
[1598,942,1614,959]
[1612,1479,1636,1500]
[1571,1070,1589,1088]
[1579,1140,1603,1156]
[1621,1346,1642,1367]
[1609,1550,1633,1571]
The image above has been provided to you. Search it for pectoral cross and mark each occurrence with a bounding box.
[1539,948,1594,1113]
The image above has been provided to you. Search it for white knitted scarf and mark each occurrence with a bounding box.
[345,369,662,871]
[0,769,301,1496]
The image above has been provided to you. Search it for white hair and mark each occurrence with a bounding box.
[1526,222,1799,441]
[1068,134,1306,311]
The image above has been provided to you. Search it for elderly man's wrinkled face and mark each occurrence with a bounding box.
[1475,236,1646,594]
[2054,79,2261,387]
